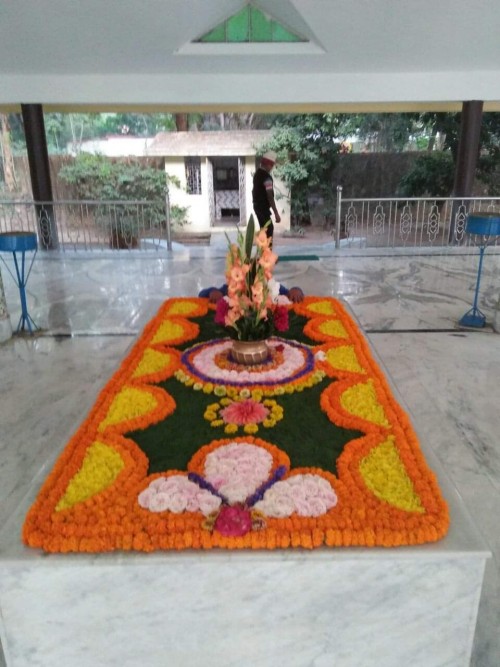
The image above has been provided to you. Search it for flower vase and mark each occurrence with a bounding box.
[231,339,270,365]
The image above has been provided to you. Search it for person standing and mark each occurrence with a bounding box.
[252,151,281,246]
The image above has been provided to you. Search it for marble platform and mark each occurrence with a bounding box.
[0,233,499,666]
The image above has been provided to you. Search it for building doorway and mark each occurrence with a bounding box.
[210,157,243,225]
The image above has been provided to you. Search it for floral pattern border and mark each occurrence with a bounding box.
[23,296,449,553]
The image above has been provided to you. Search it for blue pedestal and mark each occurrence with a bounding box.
[0,232,39,334]
[459,213,500,328]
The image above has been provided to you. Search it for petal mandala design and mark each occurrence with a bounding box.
[188,436,291,478]
[161,298,208,318]
[138,474,222,516]
[56,441,124,511]
[318,319,349,339]
[340,379,390,428]
[98,385,175,433]
[295,297,337,317]
[132,348,180,383]
[359,436,425,513]
[150,317,199,346]
[204,442,274,504]
[303,316,349,342]
[322,344,366,375]
[254,473,337,518]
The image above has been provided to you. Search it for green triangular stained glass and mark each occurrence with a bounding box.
[197,5,305,43]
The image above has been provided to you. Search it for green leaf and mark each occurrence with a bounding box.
[245,214,255,260]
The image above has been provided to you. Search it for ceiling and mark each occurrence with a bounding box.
[1,0,500,111]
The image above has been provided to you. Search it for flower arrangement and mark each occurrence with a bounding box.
[215,216,289,341]
[22,296,450,553]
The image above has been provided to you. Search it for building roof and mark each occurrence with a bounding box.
[148,130,272,157]
[1,1,500,109]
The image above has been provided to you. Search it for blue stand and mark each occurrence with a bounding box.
[459,213,500,328]
[0,232,39,334]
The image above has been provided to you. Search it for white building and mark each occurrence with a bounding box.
[147,130,291,233]
[67,135,155,157]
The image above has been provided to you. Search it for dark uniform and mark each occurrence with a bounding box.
[252,167,275,240]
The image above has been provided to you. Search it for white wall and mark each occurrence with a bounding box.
[166,156,291,234]
[68,137,154,157]
[165,158,208,232]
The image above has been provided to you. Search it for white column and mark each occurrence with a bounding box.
[0,267,13,343]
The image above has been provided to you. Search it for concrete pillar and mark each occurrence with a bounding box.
[21,104,59,250]
[449,100,484,242]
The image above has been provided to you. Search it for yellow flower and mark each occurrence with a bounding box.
[318,319,349,339]
[324,345,366,374]
[307,301,337,316]
[164,300,200,316]
[99,386,158,432]
[360,436,425,513]
[56,441,124,511]
[132,349,173,379]
[151,321,185,344]
[340,380,389,427]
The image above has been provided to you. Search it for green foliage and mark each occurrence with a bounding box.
[244,214,255,260]
[170,204,190,228]
[336,113,422,152]
[58,153,170,200]
[130,311,362,476]
[397,152,455,197]
[58,153,176,238]
[260,114,341,225]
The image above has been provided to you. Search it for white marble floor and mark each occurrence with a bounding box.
[1,233,499,666]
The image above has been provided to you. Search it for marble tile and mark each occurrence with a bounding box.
[0,242,499,666]
[370,331,500,667]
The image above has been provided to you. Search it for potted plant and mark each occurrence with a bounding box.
[214,215,289,364]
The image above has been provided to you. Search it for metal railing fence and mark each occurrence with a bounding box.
[2,193,500,252]
[0,198,173,252]
[335,186,500,249]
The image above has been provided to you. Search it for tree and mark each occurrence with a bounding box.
[58,154,184,246]
[398,112,500,196]
[335,113,423,152]
[201,112,274,131]
[259,114,342,226]
[397,152,455,197]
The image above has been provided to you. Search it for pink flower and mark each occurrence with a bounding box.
[273,305,289,332]
[255,229,270,249]
[214,298,229,325]
[214,505,252,536]
[220,399,269,425]
[225,308,241,327]
[258,248,278,273]
[229,265,246,285]
[251,280,264,307]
